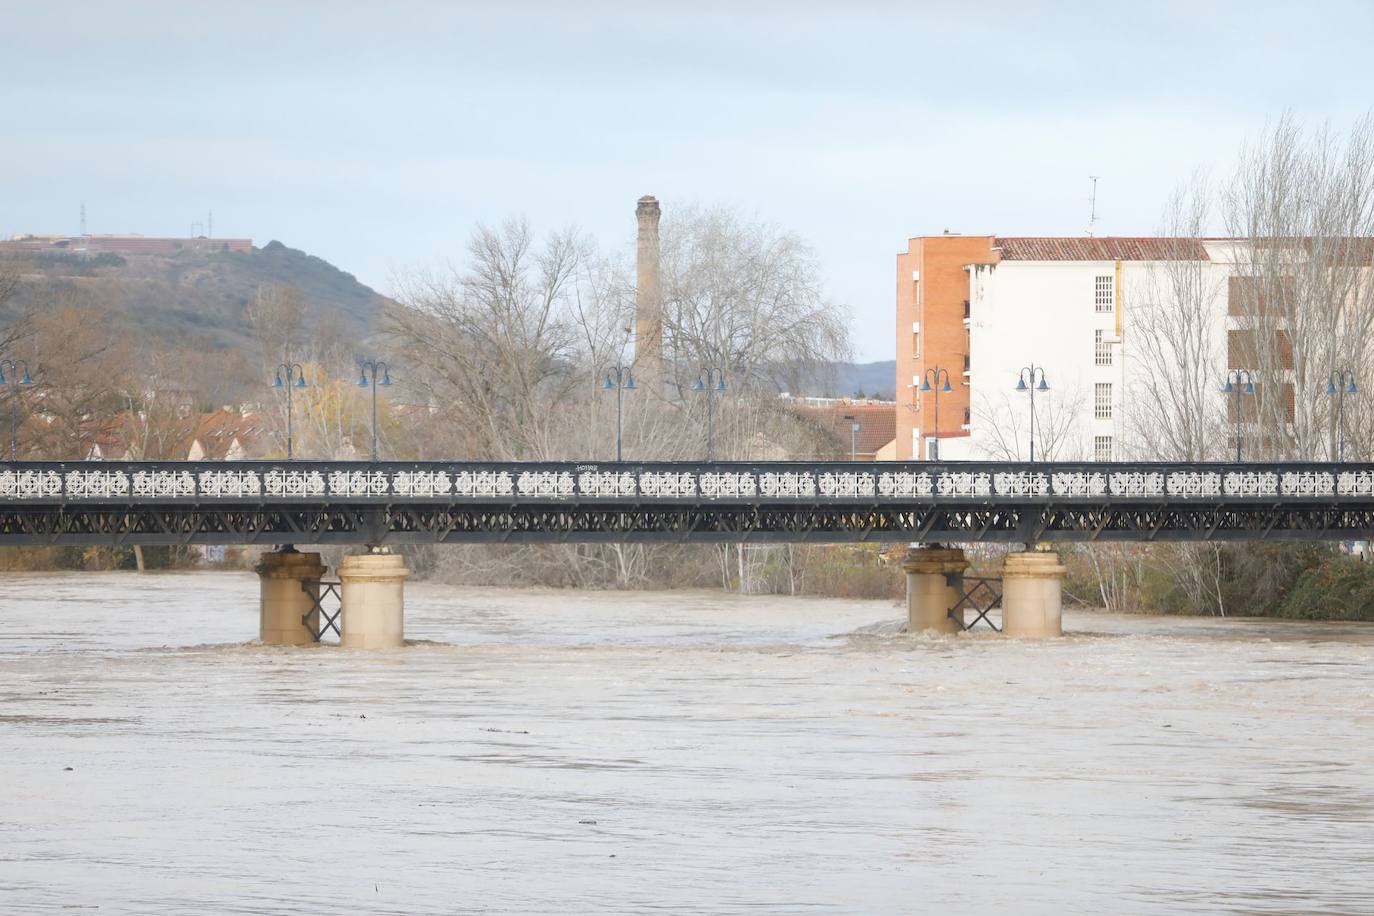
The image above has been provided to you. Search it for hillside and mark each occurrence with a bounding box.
[825,360,896,400]
[0,242,898,403]
[0,240,390,350]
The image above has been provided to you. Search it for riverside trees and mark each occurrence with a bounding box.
[1101,113,1374,616]
[384,205,853,588]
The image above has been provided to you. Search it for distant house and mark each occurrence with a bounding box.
[84,429,134,462]
[785,397,897,461]
[80,407,272,461]
[183,409,270,461]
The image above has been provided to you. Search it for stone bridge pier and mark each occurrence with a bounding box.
[902,545,1067,637]
[1001,550,1067,637]
[902,546,968,634]
[255,548,328,645]
[338,549,410,648]
[255,547,411,648]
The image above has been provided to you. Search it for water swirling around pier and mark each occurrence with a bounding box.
[2,572,1372,913]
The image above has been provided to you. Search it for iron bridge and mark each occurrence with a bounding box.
[2,460,1373,546]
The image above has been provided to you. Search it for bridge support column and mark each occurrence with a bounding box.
[255,548,328,645]
[339,550,410,649]
[1001,550,1067,637]
[902,546,967,634]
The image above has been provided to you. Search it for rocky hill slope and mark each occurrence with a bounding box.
[0,240,389,350]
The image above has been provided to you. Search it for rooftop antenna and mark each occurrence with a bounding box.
[1087,175,1101,237]
[80,201,87,237]
[207,209,213,241]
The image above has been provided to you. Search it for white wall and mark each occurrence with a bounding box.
[966,261,1127,460]
[1118,256,1234,459]
[960,243,1374,462]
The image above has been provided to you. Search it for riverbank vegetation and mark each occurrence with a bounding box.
[1058,544,1374,621]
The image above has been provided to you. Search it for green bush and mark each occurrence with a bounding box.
[1220,543,1330,616]
[1278,556,1374,621]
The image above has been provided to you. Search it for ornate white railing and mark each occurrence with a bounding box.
[2,462,1373,504]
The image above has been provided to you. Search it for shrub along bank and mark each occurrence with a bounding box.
[1058,543,1374,621]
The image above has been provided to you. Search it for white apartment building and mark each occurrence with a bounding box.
[896,235,1273,462]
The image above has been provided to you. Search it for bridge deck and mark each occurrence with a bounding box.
[2,460,1372,546]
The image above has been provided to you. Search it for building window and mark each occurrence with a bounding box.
[1095,329,1112,366]
[1095,382,1112,420]
[1094,435,1113,461]
[1095,275,1113,312]
[913,330,920,358]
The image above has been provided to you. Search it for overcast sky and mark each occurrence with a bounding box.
[4,1,1372,360]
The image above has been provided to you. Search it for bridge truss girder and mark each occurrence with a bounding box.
[0,501,1370,546]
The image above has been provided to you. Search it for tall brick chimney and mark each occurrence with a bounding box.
[634,195,663,390]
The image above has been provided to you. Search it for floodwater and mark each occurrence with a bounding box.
[2,573,1373,915]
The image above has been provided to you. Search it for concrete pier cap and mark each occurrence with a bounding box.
[255,546,328,645]
[1000,547,1068,637]
[338,547,411,649]
[902,544,968,634]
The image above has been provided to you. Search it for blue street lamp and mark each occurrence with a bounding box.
[1326,368,1358,462]
[920,367,954,460]
[0,358,35,461]
[1014,365,1050,462]
[601,365,636,462]
[1222,369,1257,462]
[357,361,392,462]
[272,362,308,459]
[691,368,728,462]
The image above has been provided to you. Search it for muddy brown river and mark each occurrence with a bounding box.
[2,571,1372,914]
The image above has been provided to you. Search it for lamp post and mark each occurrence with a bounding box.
[1327,368,1358,462]
[0,358,34,462]
[842,414,860,461]
[357,360,392,463]
[691,367,727,461]
[1222,369,1256,462]
[1014,365,1050,462]
[272,363,308,460]
[602,365,636,462]
[920,367,953,460]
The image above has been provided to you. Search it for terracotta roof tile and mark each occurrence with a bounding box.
[993,237,1211,261]
[184,410,270,460]
[792,402,896,454]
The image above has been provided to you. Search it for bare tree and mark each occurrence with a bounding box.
[388,218,586,460]
[658,206,850,394]
[1125,174,1228,460]
[387,205,855,591]
[971,384,1086,461]
[0,262,37,449]
[20,299,131,460]
[246,282,307,367]
[0,263,20,310]
[1113,175,1234,614]
[1222,112,1374,459]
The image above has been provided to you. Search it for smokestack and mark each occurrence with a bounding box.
[634,195,663,391]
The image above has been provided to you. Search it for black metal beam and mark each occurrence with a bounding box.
[2,499,1373,546]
